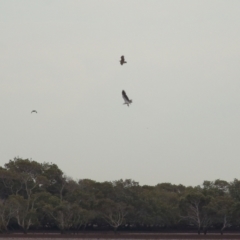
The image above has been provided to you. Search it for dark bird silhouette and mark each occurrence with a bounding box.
[120,55,127,65]
[31,110,37,113]
[122,90,132,107]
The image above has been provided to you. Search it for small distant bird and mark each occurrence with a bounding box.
[120,55,127,65]
[122,90,132,107]
[31,110,37,113]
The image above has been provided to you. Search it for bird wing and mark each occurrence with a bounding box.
[122,90,130,102]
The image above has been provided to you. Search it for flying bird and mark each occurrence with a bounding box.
[122,90,132,107]
[31,110,37,113]
[120,55,127,65]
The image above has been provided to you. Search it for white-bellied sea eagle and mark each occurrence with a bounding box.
[122,90,132,107]
[120,56,127,65]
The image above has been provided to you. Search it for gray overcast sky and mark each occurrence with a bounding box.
[1,0,240,186]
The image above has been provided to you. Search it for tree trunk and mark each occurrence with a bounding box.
[221,215,227,235]
[22,227,28,234]
[220,227,225,235]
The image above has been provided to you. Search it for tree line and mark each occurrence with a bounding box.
[0,157,240,235]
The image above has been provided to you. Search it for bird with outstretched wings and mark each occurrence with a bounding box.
[31,110,37,113]
[122,90,132,107]
[120,55,127,65]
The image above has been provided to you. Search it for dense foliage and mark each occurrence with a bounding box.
[0,158,240,234]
